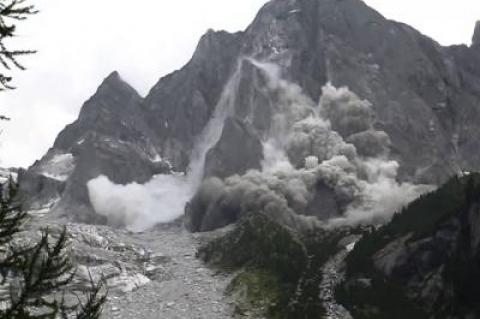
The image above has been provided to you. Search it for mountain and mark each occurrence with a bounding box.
[10,0,480,318]
[19,0,480,228]
[19,72,170,223]
[338,173,480,318]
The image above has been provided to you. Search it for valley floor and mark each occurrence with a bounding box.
[101,226,235,319]
[319,248,353,319]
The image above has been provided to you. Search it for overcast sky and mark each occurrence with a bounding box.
[0,0,479,168]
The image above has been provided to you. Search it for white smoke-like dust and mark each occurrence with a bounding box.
[88,58,433,231]
[87,61,245,231]
[190,60,433,231]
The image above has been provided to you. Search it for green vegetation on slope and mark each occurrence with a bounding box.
[337,173,480,319]
[198,213,352,319]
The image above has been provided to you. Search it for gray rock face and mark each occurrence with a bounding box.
[242,0,467,184]
[182,0,480,231]
[204,117,263,179]
[21,0,480,226]
[339,174,480,318]
[472,21,480,46]
[20,72,170,224]
[17,168,64,210]
[179,0,480,188]
[143,31,244,171]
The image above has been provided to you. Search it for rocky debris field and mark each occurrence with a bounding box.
[101,225,235,319]
[6,215,236,319]
[319,248,354,319]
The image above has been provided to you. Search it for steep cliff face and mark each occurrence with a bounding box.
[11,2,480,316]
[20,0,480,226]
[143,31,244,171]
[203,117,263,179]
[19,72,170,222]
[221,0,480,184]
[138,0,480,187]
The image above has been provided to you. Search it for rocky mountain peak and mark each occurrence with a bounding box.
[20,0,480,225]
[472,20,480,46]
[71,71,143,127]
[13,1,480,318]
[190,29,243,65]
[95,71,140,100]
[105,70,120,81]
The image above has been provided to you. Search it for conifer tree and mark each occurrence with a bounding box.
[0,2,107,317]
[0,177,107,319]
[0,0,37,90]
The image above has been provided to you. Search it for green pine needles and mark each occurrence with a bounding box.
[0,0,37,90]
[0,177,107,319]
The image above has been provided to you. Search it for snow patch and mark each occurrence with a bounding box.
[42,172,69,182]
[40,152,75,182]
[51,153,74,164]
[28,198,60,217]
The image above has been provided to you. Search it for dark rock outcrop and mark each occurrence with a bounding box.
[183,0,480,232]
[203,117,263,179]
[143,31,244,171]
[20,72,170,223]
[338,173,480,319]
[147,0,480,189]
[472,21,480,46]
[17,168,65,210]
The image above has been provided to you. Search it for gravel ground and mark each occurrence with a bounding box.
[319,248,354,319]
[102,226,235,319]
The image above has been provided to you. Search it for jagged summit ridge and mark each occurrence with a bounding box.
[91,70,141,104]
[19,0,480,228]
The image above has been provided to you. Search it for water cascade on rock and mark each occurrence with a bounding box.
[87,61,246,231]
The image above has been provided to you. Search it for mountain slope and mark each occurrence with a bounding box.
[19,0,480,227]
[338,173,480,319]
[213,0,480,184]
[19,72,169,222]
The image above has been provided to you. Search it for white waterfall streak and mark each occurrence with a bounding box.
[88,57,433,231]
[87,61,245,231]
[191,59,433,229]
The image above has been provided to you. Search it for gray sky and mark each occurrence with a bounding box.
[1,0,479,168]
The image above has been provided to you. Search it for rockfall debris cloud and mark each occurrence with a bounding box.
[86,61,244,231]
[87,59,432,231]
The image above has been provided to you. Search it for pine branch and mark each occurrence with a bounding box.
[74,277,107,319]
[0,0,37,90]
[0,178,107,318]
